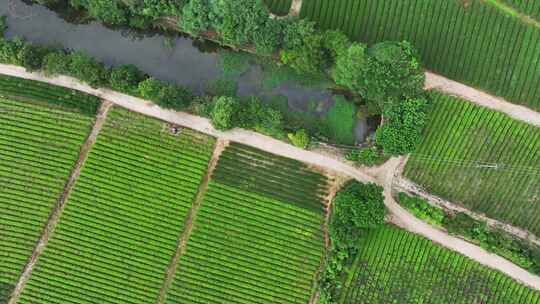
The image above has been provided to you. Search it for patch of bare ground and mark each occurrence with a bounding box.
[7,100,112,304]
[156,138,228,304]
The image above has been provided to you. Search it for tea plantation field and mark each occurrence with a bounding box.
[339,226,540,303]
[405,92,540,235]
[0,80,98,302]
[300,0,540,110]
[18,108,216,304]
[164,143,329,304]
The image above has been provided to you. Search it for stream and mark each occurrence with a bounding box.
[0,0,375,143]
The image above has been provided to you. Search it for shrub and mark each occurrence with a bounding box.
[375,97,429,155]
[68,51,109,88]
[19,44,52,71]
[72,0,128,25]
[203,78,238,97]
[109,64,146,94]
[332,42,368,94]
[218,50,251,77]
[323,29,351,61]
[0,38,24,65]
[211,0,270,45]
[42,51,71,76]
[288,129,310,149]
[281,20,326,74]
[397,192,445,226]
[138,77,191,109]
[357,146,384,167]
[251,18,283,54]
[179,0,212,35]
[211,96,238,130]
[321,95,356,145]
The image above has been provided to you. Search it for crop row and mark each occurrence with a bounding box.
[501,0,540,19]
[164,181,324,304]
[0,98,93,301]
[300,0,540,110]
[339,226,540,303]
[19,108,215,304]
[0,75,100,116]
[213,143,329,212]
[404,92,540,234]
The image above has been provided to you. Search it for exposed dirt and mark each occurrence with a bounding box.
[7,100,112,304]
[155,138,228,304]
[269,0,303,19]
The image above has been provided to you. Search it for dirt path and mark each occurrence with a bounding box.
[269,0,303,19]
[425,72,540,127]
[1,64,539,290]
[7,100,112,304]
[155,138,228,304]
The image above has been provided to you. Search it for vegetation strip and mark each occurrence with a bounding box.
[7,100,111,304]
[156,139,226,304]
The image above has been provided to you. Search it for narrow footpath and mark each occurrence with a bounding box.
[1,64,539,290]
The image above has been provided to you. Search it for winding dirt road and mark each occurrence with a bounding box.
[1,64,539,290]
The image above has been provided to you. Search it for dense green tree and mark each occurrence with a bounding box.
[138,77,163,99]
[70,0,128,25]
[179,0,212,35]
[109,64,146,94]
[211,96,238,130]
[251,18,283,54]
[0,38,24,65]
[138,77,191,109]
[42,51,71,76]
[323,30,351,61]
[365,41,425,103]
[19,44,52,71]
[281,20,326,74]
[211,0,269,45]
[68,51,109,87]
[375,97,429,155]
[331,42,369,95]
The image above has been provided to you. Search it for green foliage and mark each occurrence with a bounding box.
[19,44,52,71]
[365,41,425,104]
[109,64,146,94]
[251,17,283,54]
[288,129,310,149]
[397,192,445,226]
[281,19,326,74]
[322,29,351,62]
[346,146,385,167]
[42,51,71,76]
[211,0,270,45]
[68,51,109,88]
[236,96,285,138]
[218,50,251,77]
[71,0,128,25]
[375,97,429,155]
[211,95,238,130]
[0,38,24,65]
[179,0,212,34]
[203,78,238,97]
[331,42,368,94]
[321,95,356,145]
[138,77,191,110]
[0,16,7,37]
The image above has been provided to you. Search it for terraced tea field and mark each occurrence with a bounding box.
[404,92,540,234]
[339,226,540,303]
[18,108,216,304]
[300,0,540,110]
[164,143,329,304]
[0,81,98,302]
[265,0,292,15]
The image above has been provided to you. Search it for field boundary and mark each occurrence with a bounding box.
[7,100,112,304]
[482,0,540,28]
[0,65,539,291]
[156,138,228,304]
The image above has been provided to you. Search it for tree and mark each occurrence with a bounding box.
[281,19,326,74]
[71,0,128,25]
[19,44,52,71]
[211,0,270,45]
[179,0,212,35]
[251,18,283,54]
[68,51,109,87]
[211,96,238,130]
[331,42,368,94]
[330,181,386,248]
[137,77,191,109]
[288,129,310,149]
[375,97,429,155]
[323,30,351,62]
[138,77,163,100]
[42,51,71,76]
[364,41,425,104]
[0,38,24,65]
[110,64,146,94]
